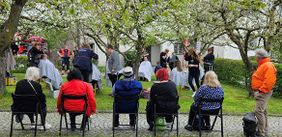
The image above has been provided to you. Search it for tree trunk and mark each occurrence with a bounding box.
[0,0,28,94]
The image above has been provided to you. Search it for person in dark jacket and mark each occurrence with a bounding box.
[112,66,143,127]
[159,49,169,68]
[146,68,179,131]
[73,43,98,82]
[11,67,51,129]
[167,52,179,71]
[28,42,44,67]
[184,48,201,92]
[201,47,215,85]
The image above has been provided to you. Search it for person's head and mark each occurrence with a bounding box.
[176,60,183,72]
[255,48,268,62]
[81,43,91,49]
[208,47,214,54]
[106,44,114,55]
[203,71,221,87]
[25,67,41,81]
[188,48,200,61]
[41,54,48,60]
[123,66,134,78]
[67,69,83,81]
[64,45,69,49]
[165,49,169,54]
[156,61,160,65]
[143,56,148,61]
[156,68,169,81]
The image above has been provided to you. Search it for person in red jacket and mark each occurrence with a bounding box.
[251,48,277,137]
[57,69,96,131]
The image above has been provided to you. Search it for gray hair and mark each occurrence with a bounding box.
[25,67,41,81]
[255,48,269,59]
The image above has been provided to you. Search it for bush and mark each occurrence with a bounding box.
[214,58,282,96]
[11,56,28,73]
[214,58,247,87]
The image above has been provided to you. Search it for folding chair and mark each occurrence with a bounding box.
[153,95,179,137]
[112,94,139,137]
[192,98,224,137]
[59,94,89,137]
[10,94,46,137]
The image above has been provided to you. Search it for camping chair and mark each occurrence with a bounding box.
[10,94,46,137]
[192,98,224,137]
[59,94,89,137]
[153,95,179,137]
[112,93,140,137]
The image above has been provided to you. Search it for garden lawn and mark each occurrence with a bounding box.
[0,73,282,116]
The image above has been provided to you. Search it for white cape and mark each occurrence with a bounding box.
[38,59,62,90]
[138,61,154,81]
[91,64,102,89]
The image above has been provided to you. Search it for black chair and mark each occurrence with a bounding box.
[153,95,179,137]
[59,94,89,137]
[192,98,224,137]
[112,93,139,137]
[10,94,46,137]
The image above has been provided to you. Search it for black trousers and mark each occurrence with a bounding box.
[188,71,200,91]
[146,102,173,128]
[108,73,122,87]
[78,69,91,83]
[114,114,136,126]
[16,107,47,124]
[187,105,210,127]
[69,113,88,128]
[61,57,70,70]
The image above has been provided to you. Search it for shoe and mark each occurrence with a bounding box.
[202,125,210,130]
[15,114,23,123]
[184,124,193,131]
[44,123,52,130]
[166,122,172,128]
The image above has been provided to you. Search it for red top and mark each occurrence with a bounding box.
[57,79,96,117]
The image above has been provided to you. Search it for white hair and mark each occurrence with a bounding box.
[255,48,268,59]
[203,71,221,87]
[25,67,41,81]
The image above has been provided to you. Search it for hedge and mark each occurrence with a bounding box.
[214,58,282,96]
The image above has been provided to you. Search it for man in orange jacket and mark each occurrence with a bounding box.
[251,49,277,137]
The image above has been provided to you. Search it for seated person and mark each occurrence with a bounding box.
[146,68,179,131]
[91,63,102,92]
[138,56,154,81]
[184,71,224,131]
[112,66,143,127]
[11,67,51,129]
[38,54,62,90]
[57,69,96,131]
[169,61,187,89]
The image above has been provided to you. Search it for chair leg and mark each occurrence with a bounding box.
[176,114,179,137]
[34,113,38,137]
[40,113,46,131]
[82,114,86,137]
[136,113,138,137]
[112,110,115,137]
[221,111,224,137]
[153,114,156,137]
[170,115,175,131]
[59,114,63,136]
[64,114,68,130]
[198,115,201,137]
[211,115,218,130]
[10,114,14,137]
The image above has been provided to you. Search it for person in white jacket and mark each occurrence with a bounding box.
[138,56,154,81]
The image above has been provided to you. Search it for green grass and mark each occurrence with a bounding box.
[1,73,282,116]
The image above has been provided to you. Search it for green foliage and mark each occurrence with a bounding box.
[11,56,28,73]
[215,58,282,96]
[214,58,247,87]
[124,50,138,67]
[273,64,282,96]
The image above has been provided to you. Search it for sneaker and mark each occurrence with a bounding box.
[15,114,23,123]
[184,124,193,131]
[44,123,52,130]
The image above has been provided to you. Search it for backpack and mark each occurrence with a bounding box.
[242,112,257,137]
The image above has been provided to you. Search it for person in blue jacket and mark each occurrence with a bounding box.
[112,66,143,127]
[73,43,98,82]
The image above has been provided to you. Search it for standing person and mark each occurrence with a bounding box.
[201,47,215,85]
[160,49,169,68]
[58,45,72,75]
[106,44,122,87]
[184,48,201,92]
[167,52,179,71]
[73,43,98,83]
[251,49,277,137]
[57,69,96,131]
[27,42,43,67]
